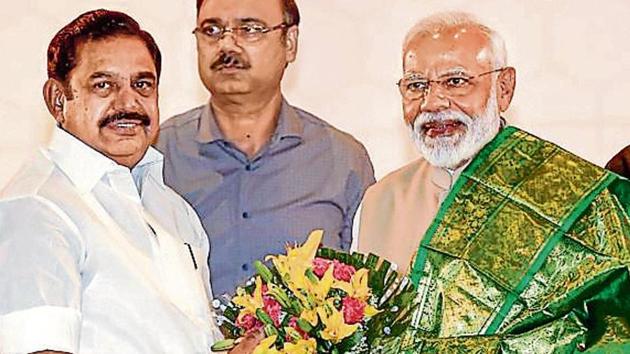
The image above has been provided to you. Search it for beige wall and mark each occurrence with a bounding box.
[1,0,629,188]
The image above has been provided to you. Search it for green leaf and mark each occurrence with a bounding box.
[337,329,364,352]
[254,260,273,283]
[256,308,275,326]
[210,339,235,352]
[297,318,313,332]
[305,268,319,283]
[264,323,279,337]
[365,253,379,269]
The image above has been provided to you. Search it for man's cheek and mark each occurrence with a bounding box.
[402,100,420,126]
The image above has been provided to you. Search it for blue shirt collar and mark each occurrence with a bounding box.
[195,98,304,144]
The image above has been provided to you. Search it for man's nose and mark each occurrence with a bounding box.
[113,85,141,111]
[420,83,450,112]
[217,31,242,52]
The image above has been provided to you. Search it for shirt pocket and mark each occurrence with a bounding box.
[158,234,211,320]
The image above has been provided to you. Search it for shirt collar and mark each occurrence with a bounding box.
[195,98,304,144]
[430,162,469,191]
[47,127,164,194]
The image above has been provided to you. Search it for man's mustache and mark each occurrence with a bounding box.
[416,110,471,130]
[210,52,251,71]
[98,111,151,128]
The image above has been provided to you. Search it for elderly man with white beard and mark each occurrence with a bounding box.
[356,11,630,353]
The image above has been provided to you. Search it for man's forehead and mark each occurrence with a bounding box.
[72,36,156,79]
[403,25,493,73]
[198,0,283,23]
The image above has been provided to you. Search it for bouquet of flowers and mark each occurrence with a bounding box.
[211,230,418,353]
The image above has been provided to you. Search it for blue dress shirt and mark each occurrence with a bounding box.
[156,100,375,296]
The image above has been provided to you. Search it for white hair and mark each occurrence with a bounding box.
[403,11,507,69]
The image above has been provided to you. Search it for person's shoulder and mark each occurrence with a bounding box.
[159,105,204,132]
[0,151,56,201]
[293,105,368,155]
[157,105,205,149]
[365,158,428,197]
[606,144,630,179]
[0,152,81,234]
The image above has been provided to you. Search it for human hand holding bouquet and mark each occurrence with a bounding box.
[211,230,418,353]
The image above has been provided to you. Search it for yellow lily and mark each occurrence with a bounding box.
[333,268,371,301]
[283,338,317,354]
[233,276,264,318]
[306,266,335,303]
[253,335,281,354]
[269,230,323,274]
[268,230,325,306]
[290,264,335,322]
[317,304,359,343]
[363,303,381,319]
[299,307,319,327]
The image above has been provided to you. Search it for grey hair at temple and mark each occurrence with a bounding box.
[403,11,508,69]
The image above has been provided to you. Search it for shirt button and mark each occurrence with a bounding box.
[242,212,250,219]
[241,263,249,271]
[245,164,252,171]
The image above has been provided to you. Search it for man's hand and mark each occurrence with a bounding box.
[227,331,264,354]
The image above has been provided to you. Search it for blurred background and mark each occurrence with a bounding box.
[1,0,629,187]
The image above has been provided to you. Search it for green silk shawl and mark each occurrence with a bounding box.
[374,127,630,353]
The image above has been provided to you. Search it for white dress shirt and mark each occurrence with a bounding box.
[0,128,221,353]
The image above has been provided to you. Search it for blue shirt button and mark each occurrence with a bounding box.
[241,263,249,271]
[242,212,250,219]
[245,164,252,171]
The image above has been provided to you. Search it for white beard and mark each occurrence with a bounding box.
[410,89,501,169]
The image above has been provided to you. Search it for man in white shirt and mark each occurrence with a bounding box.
[0,9,256,353]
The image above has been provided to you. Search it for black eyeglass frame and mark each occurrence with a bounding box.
[192,22,288,41]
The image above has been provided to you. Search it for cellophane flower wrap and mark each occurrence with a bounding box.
[211,230,418,353]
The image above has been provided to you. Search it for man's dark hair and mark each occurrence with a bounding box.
[196,0,300,27]
[47,9,162,84]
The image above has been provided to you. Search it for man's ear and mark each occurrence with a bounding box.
[284,26,299,63]
[43,79,67,125]
[496,67,516,112]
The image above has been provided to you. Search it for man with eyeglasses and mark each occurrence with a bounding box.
[156,0,375,297]
[355,11,630,353]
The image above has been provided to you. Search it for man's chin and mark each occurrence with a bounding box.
[104,147,148,167]
[422,148,468,169]
[420,132,464,150]
[414,133,470,168]
[210,82,252,96]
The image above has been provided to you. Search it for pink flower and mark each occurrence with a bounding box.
[237,313,263,333]
[342,297,366,324]
[263,295,282,327]
[332,260,356,282]
[312,257,332,278]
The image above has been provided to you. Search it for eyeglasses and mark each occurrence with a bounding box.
[397,68,505,100]
[192,22,288,43]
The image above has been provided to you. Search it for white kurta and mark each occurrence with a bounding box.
[0,128,221,353]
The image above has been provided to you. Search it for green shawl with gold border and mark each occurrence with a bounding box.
[374,126,630,353]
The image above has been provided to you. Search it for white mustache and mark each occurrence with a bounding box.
[410,89,501,168]
[414,109,472,134]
